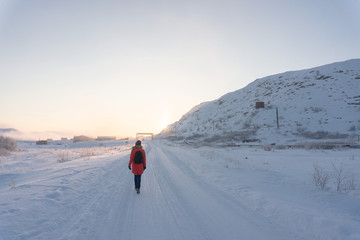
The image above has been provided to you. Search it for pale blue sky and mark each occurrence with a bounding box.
[0,0,359,139]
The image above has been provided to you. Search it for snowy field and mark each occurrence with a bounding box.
[0,140,360,240]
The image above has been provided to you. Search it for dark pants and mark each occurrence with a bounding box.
[134,175,141,189]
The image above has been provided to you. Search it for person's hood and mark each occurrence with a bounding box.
[132,145,143,150]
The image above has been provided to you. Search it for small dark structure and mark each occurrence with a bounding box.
[242,139,261,143]
[256,102,265,109]
[36,140,47,145]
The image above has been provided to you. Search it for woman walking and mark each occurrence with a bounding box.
[128,140,146,194]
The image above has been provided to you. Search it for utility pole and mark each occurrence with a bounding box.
[276,107,280,129]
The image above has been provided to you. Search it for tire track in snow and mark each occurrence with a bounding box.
[55,154,131,240]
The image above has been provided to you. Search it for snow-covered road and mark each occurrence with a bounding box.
[114,141,297,240]
[56,141,296,240]
[1,140,360,240]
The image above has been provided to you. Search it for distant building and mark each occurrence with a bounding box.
[73,135,95,143]
[96,136,116,141]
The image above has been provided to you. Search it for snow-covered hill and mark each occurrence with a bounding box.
[159,59,360,144]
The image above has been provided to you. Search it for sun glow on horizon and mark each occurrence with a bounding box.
[159,115,169,133]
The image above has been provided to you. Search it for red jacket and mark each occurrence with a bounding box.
[128,146,146,175]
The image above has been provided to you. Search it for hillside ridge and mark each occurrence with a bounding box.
[159,59,360,144]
